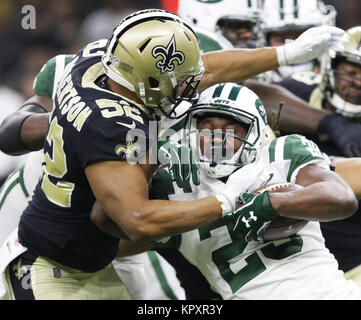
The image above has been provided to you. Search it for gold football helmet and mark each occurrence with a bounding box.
[102,9,204,118]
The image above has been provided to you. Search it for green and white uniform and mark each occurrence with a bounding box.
[150,134,361,299]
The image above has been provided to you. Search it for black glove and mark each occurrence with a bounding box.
[318,113,361,157]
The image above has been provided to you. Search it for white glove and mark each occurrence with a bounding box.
[216,161,266,217]
[276,26,349,66]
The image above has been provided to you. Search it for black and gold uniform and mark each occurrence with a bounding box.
[18,40,152,273]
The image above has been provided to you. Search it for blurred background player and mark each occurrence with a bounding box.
[178,0,264,48]
[262,0,337,82]
[276,26,361,285]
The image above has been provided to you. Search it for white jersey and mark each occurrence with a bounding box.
[150,134,361,300]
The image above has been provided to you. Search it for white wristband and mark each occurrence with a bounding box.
[215,193,234,217]
[276,45,289,66]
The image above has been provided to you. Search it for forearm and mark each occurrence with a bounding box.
[0,96,51,155]
[335,158,361,200]
[200,48,278,92]
[93,197,222,242]
[103,196,222,242]
[87,161,223,242]
[117,239,153,257]
[245,80,331,134]
[20,113,50,151]
[270,182,358,221]
[131,197,222,241]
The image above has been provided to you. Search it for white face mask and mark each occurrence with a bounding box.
[327,92,361,118]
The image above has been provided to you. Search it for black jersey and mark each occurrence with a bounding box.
[19,40,152,272]
[278,72,361,272]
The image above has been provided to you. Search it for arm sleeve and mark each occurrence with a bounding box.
[76,114,150,170]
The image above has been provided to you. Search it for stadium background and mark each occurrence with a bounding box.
[0,0,360,186]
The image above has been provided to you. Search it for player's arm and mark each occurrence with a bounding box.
[199,47,278,91]
[0,95,51,155]
[117,239,154,257]
[199,26,348,92]
[270,165,358,221]
[244,80,332,134]
[86,159,224,242]
[335,157,361,200]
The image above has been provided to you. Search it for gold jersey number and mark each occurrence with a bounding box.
[41,117,74,207]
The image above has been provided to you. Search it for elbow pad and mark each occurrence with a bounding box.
[0,104,47,155]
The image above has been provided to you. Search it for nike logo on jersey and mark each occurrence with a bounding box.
[116,121,136,130]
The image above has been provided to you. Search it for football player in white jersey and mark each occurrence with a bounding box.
[115,82,361,299]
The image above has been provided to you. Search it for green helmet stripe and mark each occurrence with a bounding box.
[280,0,284,20]
[212,84,225,99]
[294,0,299,18]
[228,85,242,101]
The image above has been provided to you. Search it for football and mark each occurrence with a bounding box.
[252,183,308,242]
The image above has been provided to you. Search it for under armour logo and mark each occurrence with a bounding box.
[242,211,257,228]
[152,35,185,74]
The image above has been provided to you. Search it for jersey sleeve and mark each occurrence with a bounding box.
[33,54,75,98]
[268,134,330,183]
[75,113,150,170]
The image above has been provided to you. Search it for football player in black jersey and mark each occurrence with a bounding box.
[0,9,350,299]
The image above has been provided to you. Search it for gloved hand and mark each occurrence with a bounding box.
[276,26,349,66]
[318,113,361,157]
[157,138,200,192]
[225,191,279,243]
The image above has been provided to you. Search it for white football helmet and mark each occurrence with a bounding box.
[102,9,204,118]
[321,26,361,118]
[184,83,272,178]
[262,0,337,80]
[178,0,264,48]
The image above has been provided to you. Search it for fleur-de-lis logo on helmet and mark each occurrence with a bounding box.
[152,35,185,74]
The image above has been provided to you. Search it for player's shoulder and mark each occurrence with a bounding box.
[277,71,322,102]
[263,134,328,182]
[266,134,325,162]
[33,54,76,98]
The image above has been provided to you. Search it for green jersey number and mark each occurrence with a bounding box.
[198,220,303,293]
[41,117,74,207]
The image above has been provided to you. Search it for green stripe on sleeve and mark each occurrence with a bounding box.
[268,139,277,163]
[0,165,29,210]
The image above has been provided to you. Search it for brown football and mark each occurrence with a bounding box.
[253,183,308,242]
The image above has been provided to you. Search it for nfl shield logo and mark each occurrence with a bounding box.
[53,267,62,279]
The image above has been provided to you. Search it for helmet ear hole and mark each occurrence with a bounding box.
[149,77,159,88]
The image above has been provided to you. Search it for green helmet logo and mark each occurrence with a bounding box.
[152,35,185,74]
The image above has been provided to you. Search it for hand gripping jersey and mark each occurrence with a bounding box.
[149,134,361,299]
[18,40,152,273]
